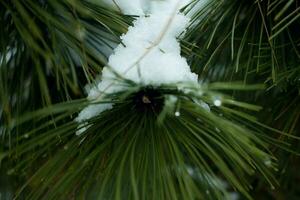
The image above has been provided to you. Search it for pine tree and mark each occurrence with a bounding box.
[0,0,300,199]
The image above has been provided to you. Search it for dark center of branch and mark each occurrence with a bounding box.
[131,87,164,114]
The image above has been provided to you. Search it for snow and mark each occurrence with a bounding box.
[108,0,145,15]
[76,0,202,131]
[76,103,113,122]
[97,0,193,15]
[93,0,147,15]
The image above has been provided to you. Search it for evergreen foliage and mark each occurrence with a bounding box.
[1,0,300,199]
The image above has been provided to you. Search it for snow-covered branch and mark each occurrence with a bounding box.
[76,0,198,132]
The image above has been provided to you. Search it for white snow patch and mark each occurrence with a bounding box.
[76,103,113,122]
[112,0,145,15]
[94,0,147,15]
[76,0,200,131]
